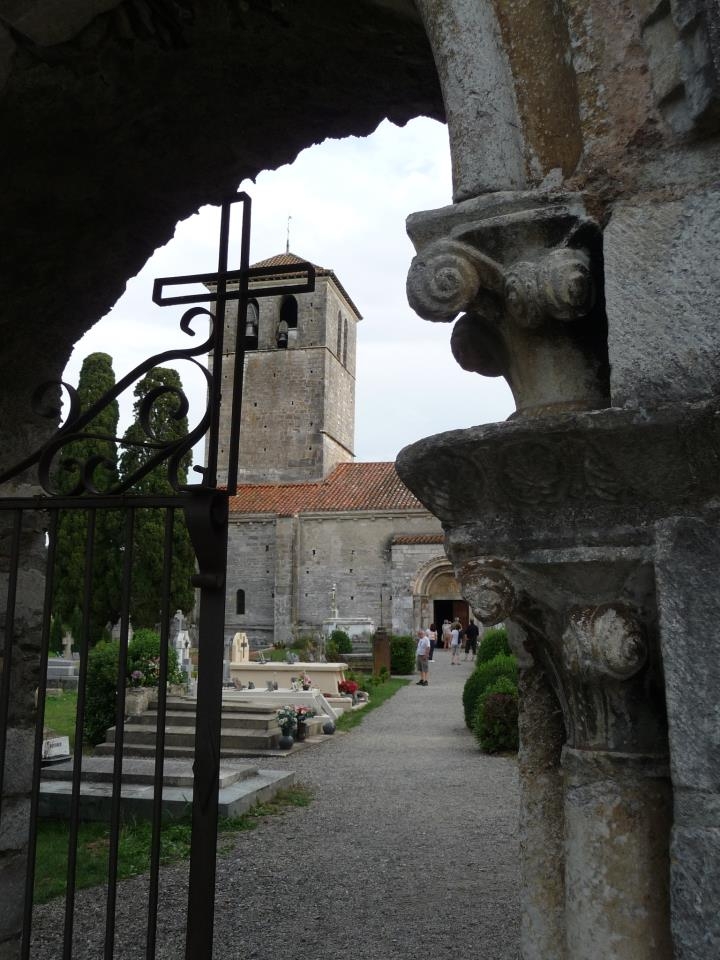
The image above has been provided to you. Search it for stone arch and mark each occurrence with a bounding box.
[411,555,469,631]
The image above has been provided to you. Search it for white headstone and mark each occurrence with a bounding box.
[231,632,250,664]
[62,632,73,660]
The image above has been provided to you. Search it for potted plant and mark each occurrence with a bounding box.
[294,705,315,742]
[276,705,297,749]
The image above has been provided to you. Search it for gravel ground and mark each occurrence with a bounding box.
[31,653,520,959]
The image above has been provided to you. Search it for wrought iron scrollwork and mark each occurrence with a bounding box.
[0,305,215,496]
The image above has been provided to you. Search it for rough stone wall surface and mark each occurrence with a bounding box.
[655,516,720,959]
[390,541,448,631]
[225,517,276,648]
[225,511,442,645]
[604,183,720,407]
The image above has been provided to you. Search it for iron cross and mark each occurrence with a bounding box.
[151,192,315,493]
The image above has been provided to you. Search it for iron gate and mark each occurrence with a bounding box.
[0,193,314,959]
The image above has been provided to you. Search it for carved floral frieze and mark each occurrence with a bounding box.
[396,399,720,533]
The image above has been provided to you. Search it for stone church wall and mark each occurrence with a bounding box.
[225,517,277,649]
[226,509,443,646]
[391,542,447,631]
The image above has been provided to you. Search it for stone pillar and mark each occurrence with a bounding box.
[655,517,720,958]
[563,748,672,960]
[516,663,566,960]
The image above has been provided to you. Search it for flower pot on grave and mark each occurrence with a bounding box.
[322,720,336,735]
[278,733,294,750]
[302,684,310,691]
[295,719,307,742]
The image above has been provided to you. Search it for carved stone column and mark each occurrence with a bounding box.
[396,398,720,958]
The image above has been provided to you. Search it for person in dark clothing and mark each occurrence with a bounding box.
[464,619,480,661]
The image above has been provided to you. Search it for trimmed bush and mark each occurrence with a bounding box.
[390,634,416,675]
[462,652,518,727]
[85,640,120,745]
[477,626,511,663]
[472,675,519,753]
[326,628,352,659]
[127,628,183,686]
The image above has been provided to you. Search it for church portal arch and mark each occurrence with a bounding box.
[411,555,470,634]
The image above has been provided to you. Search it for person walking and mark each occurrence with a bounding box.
[441,619,452,650]
[450,621,462,665]
[415,628,431,685]
[427,623,438,661]
[464,618,480,661]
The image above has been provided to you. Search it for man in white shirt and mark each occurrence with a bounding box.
[415,628,431,686]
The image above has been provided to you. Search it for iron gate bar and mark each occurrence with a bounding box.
[0,509,22,825]
[22,508,58,960]
[183,491,228,959]
[147,507,176,960]
[0,189,317,960]
[62,508,97,960]
[104,508,134,960]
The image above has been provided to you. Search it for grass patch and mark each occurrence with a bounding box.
[42,691,79,750]
[34,784,313,904]
[334,677,409,731]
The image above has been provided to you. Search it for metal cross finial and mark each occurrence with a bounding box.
[151,192,315,494]
[286,215,292,255]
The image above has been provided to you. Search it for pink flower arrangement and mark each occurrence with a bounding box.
[338,679,359,695]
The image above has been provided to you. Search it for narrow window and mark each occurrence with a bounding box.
[245,299,259,349]
[342,318,348,366]
[336,311,342,356]
[236,589,245,615]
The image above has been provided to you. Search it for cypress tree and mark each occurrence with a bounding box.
[119,367,195,627]
[52,352,122,643]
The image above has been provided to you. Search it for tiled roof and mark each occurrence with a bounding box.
[391,534,445,545]
[249,251,362,319]
[229,462,425,516]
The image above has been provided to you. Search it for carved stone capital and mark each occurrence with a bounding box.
[458,560,518,623]
[406,191,609,417]
[562,603,647,682]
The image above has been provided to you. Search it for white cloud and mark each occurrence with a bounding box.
[64,117,514,465]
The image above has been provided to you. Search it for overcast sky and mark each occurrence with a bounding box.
[65,117,514,465]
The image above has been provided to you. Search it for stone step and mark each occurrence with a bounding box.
[39,756,296,821]
[151,697,281,716]
[131,709,278,731]
[105,724,279,751]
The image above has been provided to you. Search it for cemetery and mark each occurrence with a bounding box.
[2,1,720,958]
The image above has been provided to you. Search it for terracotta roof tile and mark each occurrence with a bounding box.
[229,462,424,516]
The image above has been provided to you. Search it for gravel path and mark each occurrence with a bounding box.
[32,653,520,959]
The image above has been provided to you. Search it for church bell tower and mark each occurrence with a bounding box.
[215,253,361,485]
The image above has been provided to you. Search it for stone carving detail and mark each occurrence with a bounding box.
[458,562,517,623]
[499,441,568,504]
[406,193,609,417]
[505,248,595,327]
[562,603,647,681]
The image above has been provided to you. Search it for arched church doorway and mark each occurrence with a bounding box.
[412,556,470,644]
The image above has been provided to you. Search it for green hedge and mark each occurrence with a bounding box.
[389,634,416,675]
[477,626,511,663]
[85,640,120,746]
[85,631,183,745]
[127,628,183,686]
[326,628,352,659]
[462,652,518,728]
[472,675,519,753]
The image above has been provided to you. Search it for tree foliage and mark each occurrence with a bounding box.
[52,353,122,642]
[119,367,195,627]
